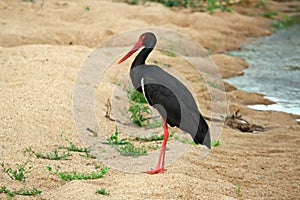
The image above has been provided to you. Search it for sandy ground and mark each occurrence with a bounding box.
[1,0,299,199]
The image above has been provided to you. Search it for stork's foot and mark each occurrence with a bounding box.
[143,168,166,174]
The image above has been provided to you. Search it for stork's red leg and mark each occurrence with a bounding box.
[144,119,169,174]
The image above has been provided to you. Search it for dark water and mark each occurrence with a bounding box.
[226,24,300,116]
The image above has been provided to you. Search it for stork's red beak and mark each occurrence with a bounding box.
[117,36,144,64]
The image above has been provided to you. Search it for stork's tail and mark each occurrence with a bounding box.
[193,119,211,149]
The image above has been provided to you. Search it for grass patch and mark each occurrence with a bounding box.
[255,0,269,8]
[128,88,152,127]
[135,133,164,142]
[59,134,96,158]
[102,127,148,156]
[25,134,96,160]
[128,102,152,126]
[102,127,130,145]
[128,88,161,128]
[122,0,139,5]
[271,14,292,30]
[1,132,103,198]
[1,161,32,182]
[1,158,42,197]
[147,144,161,150]
[46,165,109,181]
[128,88,147,103]
[211,140,221,147]
[237,184,241,197]
[25,147,70,160]
[0,186,41,197]
[122,0,235,13]
[84,5,90,11]
[206,0,232,13]
[118,143,148,156]
[96,188,110,195]
[0,186,14,197]
[261,11,278,18]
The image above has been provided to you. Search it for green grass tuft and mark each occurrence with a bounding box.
[46,165,109,181]
[128,102,152,126]
[85,5,90,11]
[102,127,130,145]
[0,186,41,197]
[255,0,269,8]
[25,147,70,160]
[135,133,164,142]
[59,134,96,158]
[1,161,32,182]
[96,188,110,195]
[102,127,148,156]
[237,184,241,197]
[271,14,292,30]
[211,140,221,147]
[128,88,147,103]
[206,0,232,13]
[118,143,148,156]
[261,11,278,18]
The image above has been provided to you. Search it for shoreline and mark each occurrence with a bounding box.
[224,22,300,117]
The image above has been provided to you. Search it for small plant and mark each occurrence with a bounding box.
[102,127,129,145]
[128,102,152,126]
[162,0,180,7]
[127,88,162,128]
[122,0,238,12]
[128,88,147,103]
[255,0,269,8]
[37,149,70,160]
[261,11,278,18]
[25,147,70,160]
[1,161,32,182]
[127,88,152,127]
[0,186,14,197]
[206,0,232,13]
[0,186,41,197]
[211,140,221,147]
[118,143,148,156]
[259,168,263,179]
[15,188,42,196]
[122,0,139,5]
[102,127,148,156]
[135,133,164,142]
[85,5,90,11]
[46,165,109,181]
[147,144,161,150]
[59,134,96,158]
[96,188,110,195]
[271,14,292,30]
[237,184,241,197]
[1,160,41,197]
[163,63,172,68]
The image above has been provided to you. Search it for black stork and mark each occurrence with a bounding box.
[118,32,211,174]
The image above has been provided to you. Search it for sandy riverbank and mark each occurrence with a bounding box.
[1,0,299,199]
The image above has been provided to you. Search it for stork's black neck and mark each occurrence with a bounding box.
[131,47,154,69]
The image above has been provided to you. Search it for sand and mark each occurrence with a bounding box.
[0,0,299,199]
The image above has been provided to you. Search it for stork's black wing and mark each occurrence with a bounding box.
[130,65,211,148]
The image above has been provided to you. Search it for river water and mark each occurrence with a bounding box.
[226,23,300,116]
